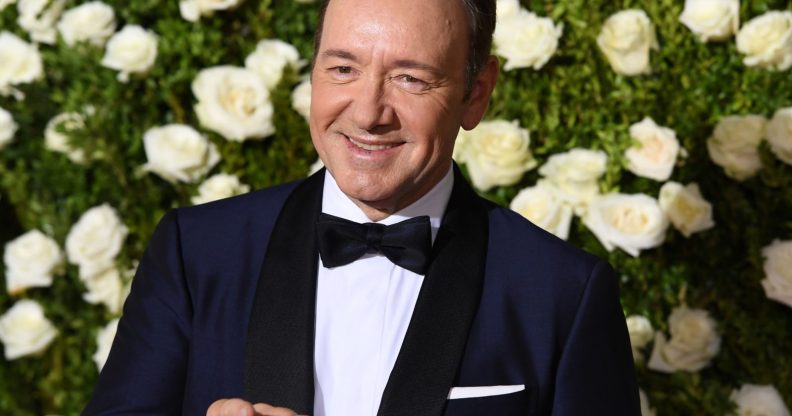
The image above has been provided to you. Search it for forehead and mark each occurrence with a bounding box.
[320,0,469,62]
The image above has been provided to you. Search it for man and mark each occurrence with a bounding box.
[85,0,640,414]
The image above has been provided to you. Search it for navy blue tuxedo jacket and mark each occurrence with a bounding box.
[84,167,640,415]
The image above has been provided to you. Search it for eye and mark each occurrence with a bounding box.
[394,74,429,92]
[399,74,424,84]
[328,66,356,80]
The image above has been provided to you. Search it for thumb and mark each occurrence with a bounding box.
[251,403,299,416]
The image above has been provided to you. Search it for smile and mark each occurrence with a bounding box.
[345,135,402,151]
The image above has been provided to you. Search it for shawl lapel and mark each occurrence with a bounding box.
[244,169,324,415]
[377,165,490,416]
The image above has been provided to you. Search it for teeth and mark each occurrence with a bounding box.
[348,136,396,151]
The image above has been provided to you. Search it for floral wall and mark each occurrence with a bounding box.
[1,0,791,414]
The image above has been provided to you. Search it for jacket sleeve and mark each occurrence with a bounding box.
[552,260,641,415]
[83,210,193,415]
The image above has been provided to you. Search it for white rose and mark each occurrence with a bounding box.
[583,193,668,257]
[245,39,303,90]
[178,0,201,21]
[101,25,158,83]
[736,11,792,71]
[639,389,656,416]
[309,158,324,176]
[596,9,658,76]
[767,107,792,165]
[45,111,87,163]
[291,79,311,120]
[1,0,16,11]
[17,0,67,45]
[0,106,18,150]
[0,300,57,360]
[731,384,791,416]
[455,120,537,191]
[56,1,116,47]
[192,65,275,142]
[81,266,126,314]
[452,128,471,164]
[0,31,44,97]
[494,8,563,70]
[93,318,119,371]
[179,0,242,22]
[706,115,766,181]
[142,124,221,183]
[679,0,739,42]
[3,230,63,295]
[625,117,680,181]
[761,239,792,309]
[509,184,573,240]
[658,181,714,238]
[496,0,520,20]
[626,315,654,351]
[648,305,721,372]
[65,204,128,278]
[191,173,251,205]
[537,148,607,213]
[627,315,653,362]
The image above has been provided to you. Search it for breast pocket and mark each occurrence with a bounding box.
[444,388,532,416]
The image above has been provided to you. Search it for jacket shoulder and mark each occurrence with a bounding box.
[175,179,302,226]
[486,205,605,286]
[159,179,303,259]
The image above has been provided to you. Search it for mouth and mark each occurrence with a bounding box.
[343,134,404,152]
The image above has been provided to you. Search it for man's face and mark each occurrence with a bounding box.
[310,0,489,219]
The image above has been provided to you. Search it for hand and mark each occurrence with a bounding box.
[206,398,302,416]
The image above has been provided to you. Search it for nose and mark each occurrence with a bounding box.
[348,75,396,132]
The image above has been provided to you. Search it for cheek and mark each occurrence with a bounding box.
[309,86,346,152]
[310,81,349,127]
[399,101,460,152]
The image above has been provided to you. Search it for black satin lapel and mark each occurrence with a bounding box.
[244,169,325,415]
[377,165,490,416]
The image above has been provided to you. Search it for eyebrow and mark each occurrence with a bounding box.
[321,49,358,62]
[392,59,443,75]
[321,49,443,75]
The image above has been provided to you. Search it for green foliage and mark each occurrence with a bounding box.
[485,2,792,414]
[1,0,791,414]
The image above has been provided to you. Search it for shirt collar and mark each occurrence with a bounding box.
[321,166,454,243]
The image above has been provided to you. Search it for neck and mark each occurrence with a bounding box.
[328,163,454,222]
[353,202,397,222]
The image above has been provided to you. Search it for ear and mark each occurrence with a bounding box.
[461,56,500,130]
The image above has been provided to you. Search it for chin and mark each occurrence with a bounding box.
[335,176,397,207]
[342,183,396,205]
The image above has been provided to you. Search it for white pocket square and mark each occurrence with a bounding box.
[447,384,525,400]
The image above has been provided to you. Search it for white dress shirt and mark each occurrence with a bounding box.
[313,167,454,416]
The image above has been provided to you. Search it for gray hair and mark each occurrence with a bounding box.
[312,0,496,99]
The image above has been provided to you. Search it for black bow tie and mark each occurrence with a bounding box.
[315,213,432,275]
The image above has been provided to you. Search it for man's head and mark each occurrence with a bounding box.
[309,0,498,221]
[313,0,496,99]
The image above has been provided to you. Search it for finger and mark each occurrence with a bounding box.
[207,398,256,416]
[252,403,298,416]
